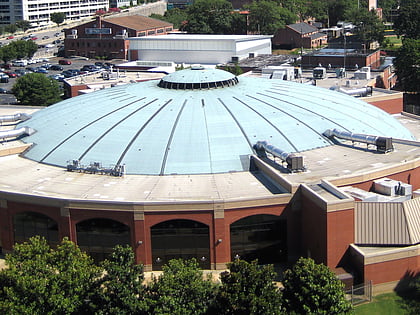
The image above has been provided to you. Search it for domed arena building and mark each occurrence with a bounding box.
[0,67,419,291]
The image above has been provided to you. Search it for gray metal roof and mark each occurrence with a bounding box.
[19,68,414,175]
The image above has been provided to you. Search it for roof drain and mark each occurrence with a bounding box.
[0,126,36,140]
[0,113,31,124]
[324,128,393,153]
[254,140,304,172]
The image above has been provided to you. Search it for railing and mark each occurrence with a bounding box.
[345,280,372,306]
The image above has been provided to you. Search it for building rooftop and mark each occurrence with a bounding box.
[17,68,413,176]
[103,15,173,31]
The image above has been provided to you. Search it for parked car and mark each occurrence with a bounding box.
[50,65,63,71]
[54,32,61,37]
[59,59,71,65]
[4,71,17,78]
[12,60,28,67]
[30,37,38,41]
[49,74,65,81]
[42,36,50,40]
[45,44,55,48]
[6,35,14,40]
[34,67,48,74]
[52,39,61,44]
[14,69,30,76]
[0,74,9,83]
[0,88,9,94]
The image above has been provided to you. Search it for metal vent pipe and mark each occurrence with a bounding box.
[254,141,304,171]
[0,113,31,124]
[324,128,393,153]
[0,127,36,140]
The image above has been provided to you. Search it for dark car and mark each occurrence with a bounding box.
[0,87,9,93]
[34,67,48,74]
[0,76,9,83]
[59,59,71,65]
[50,65,63,71]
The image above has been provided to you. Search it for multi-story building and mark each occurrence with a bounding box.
[64,15,173,60]
[0,0,109,27]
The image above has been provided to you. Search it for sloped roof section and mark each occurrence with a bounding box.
[287,22,318,35]
[355,199,420,245]
[104,15,172,31]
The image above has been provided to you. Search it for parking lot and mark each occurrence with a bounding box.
[0,57,121,105]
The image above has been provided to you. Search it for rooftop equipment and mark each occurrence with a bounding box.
[323,128,393,153]
[254,140,304,172]
[313,67,327,79]
[67,160,126,177]
[335,86,373,97]
[0,126,36,140]
[0,113,31,124]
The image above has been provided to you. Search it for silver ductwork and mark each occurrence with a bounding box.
[0,113,31,124]
[324,128,393,153]
[0,126,36,140]
[332,86,373,97]
[254,141,304,172]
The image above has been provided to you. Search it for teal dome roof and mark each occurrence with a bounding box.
[19,68,415,175]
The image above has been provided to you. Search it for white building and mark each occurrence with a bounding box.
[128,34,273,65]
[1,0,109,26]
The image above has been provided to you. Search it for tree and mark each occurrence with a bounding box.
[11,40,38,59]
[150,8,189,30]
[89,245,149,315]
[394,0,420,39]
[147,258,216,315]
[0,236,101,315]
[15,20,31,32]
[213,259,284,315]
[0,44,17,63]
[12,73,62,106]
[344,8,385,45]
[183,0,234,34]
[50,12,66,27]
[394,38,420,93]
[246,1,297,35]
[4,24,17,34]
[282,257,352,315]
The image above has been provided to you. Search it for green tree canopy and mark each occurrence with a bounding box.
[246,1,297,35]
[0,236,101,314]
[147,258,216,315]
[50,12,66,26]
[214,259,284,315]
[394,0,420,39]
[282,257,352,315]
[345,7,385,44]
[394,38,420,93]
[12,73,62,106]
[150,8,188,29]
[183,0,234,34]
[89,245,149,315]
[15,20,31,32]
[4,24,18,34]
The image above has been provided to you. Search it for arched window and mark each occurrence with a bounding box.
[151,219,210,270]
[13,212,59,246]
[230,214,287,264]
[76,218,130,262]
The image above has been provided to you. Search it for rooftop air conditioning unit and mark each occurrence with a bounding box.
[373,178,412,197]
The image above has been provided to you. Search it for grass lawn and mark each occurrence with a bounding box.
[354,292,408,315]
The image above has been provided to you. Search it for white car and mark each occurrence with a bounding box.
[45,44,55,48]
[12,60,28,67]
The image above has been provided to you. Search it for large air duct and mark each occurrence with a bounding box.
[254,141,304,172]
[0,113,31,124]
[324,128,393,153]
[336,86,373,97]
[0,126,36,140]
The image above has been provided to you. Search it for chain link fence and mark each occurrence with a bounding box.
[345,280,373,306]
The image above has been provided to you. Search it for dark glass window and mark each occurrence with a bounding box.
[13,212,59,246]
[76,218,130,262]
[151,219,210,270]
[230,214,287,264]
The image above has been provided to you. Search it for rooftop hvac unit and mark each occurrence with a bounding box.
[313,67,326,79]
[413,189,420,198]
[373,178,412,197]
[231,56,239,63]
[354,70,371,80]
[254,140,304,172]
